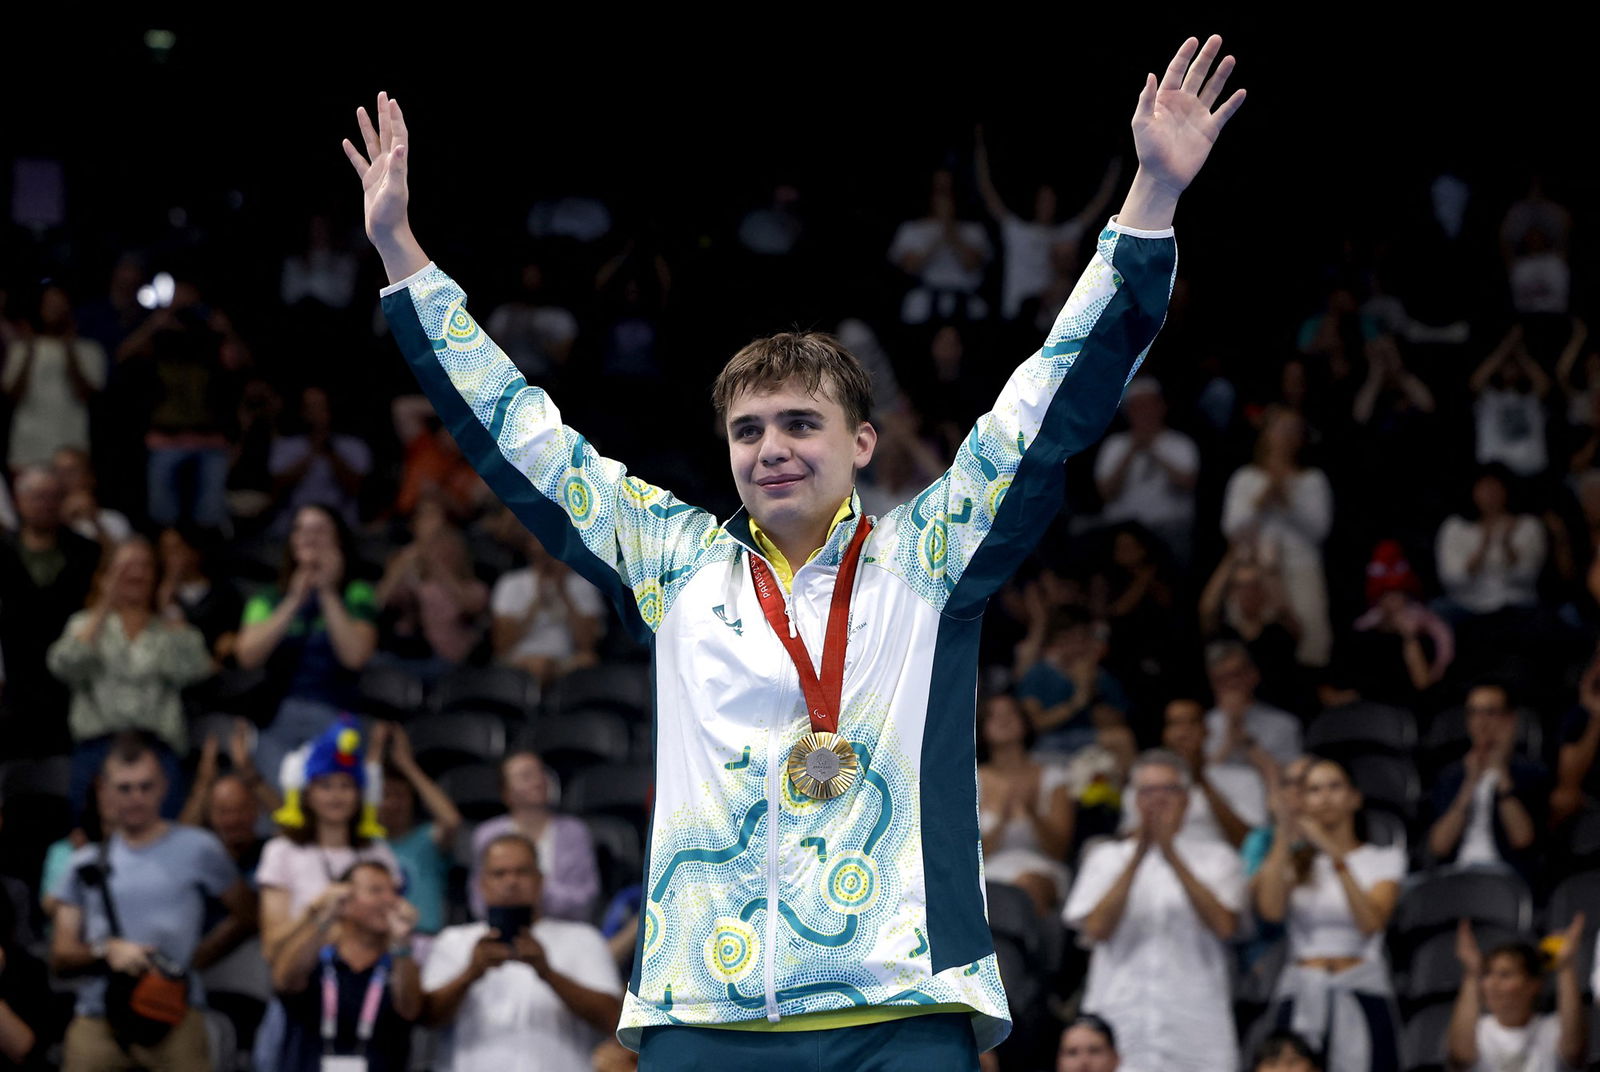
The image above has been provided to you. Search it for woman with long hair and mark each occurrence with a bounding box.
[977,692,1075,915]
[1220,406,1333,666]
[46,538,213,821]
[236,502,377,789]
[1253,758,1404,1072]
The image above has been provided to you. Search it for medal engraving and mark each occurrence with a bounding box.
[787,731,859,800]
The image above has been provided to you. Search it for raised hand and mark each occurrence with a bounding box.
[1552,912,1587,973]
[342,92,430,283]
[1454,918,1482,975]
[1121,35,1246,230]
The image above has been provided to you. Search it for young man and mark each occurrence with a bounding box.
[343,33,1244,1067]
[1447,918,1588,1071]
[422,833,623,1072]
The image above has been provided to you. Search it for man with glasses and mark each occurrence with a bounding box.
[1063,749,1245,1072]
[50,731,255,1071]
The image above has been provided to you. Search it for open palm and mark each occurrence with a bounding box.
[342,91,411,241]
[1132,36,1245,198]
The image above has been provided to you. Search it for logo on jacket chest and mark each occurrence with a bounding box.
[712,604,743,636]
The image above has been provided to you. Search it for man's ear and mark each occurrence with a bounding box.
[854,421,879,469]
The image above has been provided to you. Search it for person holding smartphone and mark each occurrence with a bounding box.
[422,833,622,1072]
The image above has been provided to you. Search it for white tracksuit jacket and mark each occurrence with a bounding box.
[380,217,1177,1050]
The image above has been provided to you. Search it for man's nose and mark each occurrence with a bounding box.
[759,430,791,464]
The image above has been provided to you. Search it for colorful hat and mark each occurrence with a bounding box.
[1365,539,1421,606]
[272,715,385,839]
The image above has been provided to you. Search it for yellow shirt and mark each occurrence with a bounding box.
[728,497,970,1034]
[747,498,855,593]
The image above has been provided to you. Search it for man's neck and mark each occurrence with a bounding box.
[337,931,387,969]
[119,820,169,849]
[20,525,58,552]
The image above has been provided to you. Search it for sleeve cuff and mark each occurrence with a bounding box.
[1106,215,1175,240]
[378,262,437,298]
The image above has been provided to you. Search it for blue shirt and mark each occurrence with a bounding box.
[388,822,450,935]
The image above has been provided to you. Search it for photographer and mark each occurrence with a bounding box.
[423,833,621,1072]
[49,732,254,1071]
[271,860,421,1072]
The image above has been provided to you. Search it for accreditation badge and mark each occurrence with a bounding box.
[787,731,859,800]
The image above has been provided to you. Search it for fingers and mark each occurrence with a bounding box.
[357,105,380,162]
[1197,54,1236,108]
[1159,37,1199,92]
[391,97,409,155]
[341,139,370,179]
[1181,35,1222,95]
[376,91,392,156]
[1135,72,1157,119]
[1212,88,1248,130]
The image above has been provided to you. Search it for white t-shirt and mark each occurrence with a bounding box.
[1475,389,1548,477]
[1435,515,1546,614]
[1283,843,1406,962]
[268,434,373,525]
[1205,704,1303,768]
[1457,770,1504,866]
[1471,1012,1565,1072]
[887,218,992,294]
[489,568,606,662]
[2,337,106,467]
[486,303,579,379]
[1509,252,1570,316]
[998,216,1084,320]
[1094,429,1199,530]
[1063,837,1244,1072]
[422,918,621,1072]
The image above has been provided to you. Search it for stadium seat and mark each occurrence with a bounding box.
[1401,1000,1453,1071]
[1568,808,1600,867]
[437,763,506,823]
[516,709,632,783]
[1347,754,1421,822]
[404,712,507,777]
[1547,870,1600,998]
[545,663,652,720]
[1364,808,1409,852]
[432,665,538,719]
[1305,702,1418,759]
[358,664,427,722]
[565,762,653,830]
[583,813,644,898]
[1392,868,1532,958]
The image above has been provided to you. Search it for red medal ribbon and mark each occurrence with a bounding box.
[748,515,874,736]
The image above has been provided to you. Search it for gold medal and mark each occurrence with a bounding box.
[787,731,859,800]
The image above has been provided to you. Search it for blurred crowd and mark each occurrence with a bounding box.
[0,130,1598,1071]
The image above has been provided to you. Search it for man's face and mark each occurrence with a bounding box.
[1465,687,1516,753]
[207,777,259,851]
[102,754,166,835]
[479,841,542,910]
[1161,701,1205,765]
[342,865,398,937]
[15,472,63,531]
[1132,762,1188,832]
[1208,653,1258,703]
[1481,952,1540,1022]
[378,778,415,835]
[726,378,875,549]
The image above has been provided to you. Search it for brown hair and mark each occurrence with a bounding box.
[711,331,874,430]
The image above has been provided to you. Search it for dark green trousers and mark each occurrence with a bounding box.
[638,1011,980,1072]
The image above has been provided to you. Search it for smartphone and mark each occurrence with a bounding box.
[486,905,533,944]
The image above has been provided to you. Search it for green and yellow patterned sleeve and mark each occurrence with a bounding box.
[882,219,1178,617]
[381,264,720,638]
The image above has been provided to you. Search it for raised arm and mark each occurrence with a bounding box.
[889,36,1244,615]
[973,125,1015,223]
[346,94,719,640]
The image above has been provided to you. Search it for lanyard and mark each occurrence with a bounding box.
[747,516,873,735]
[320,945,389,1055]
